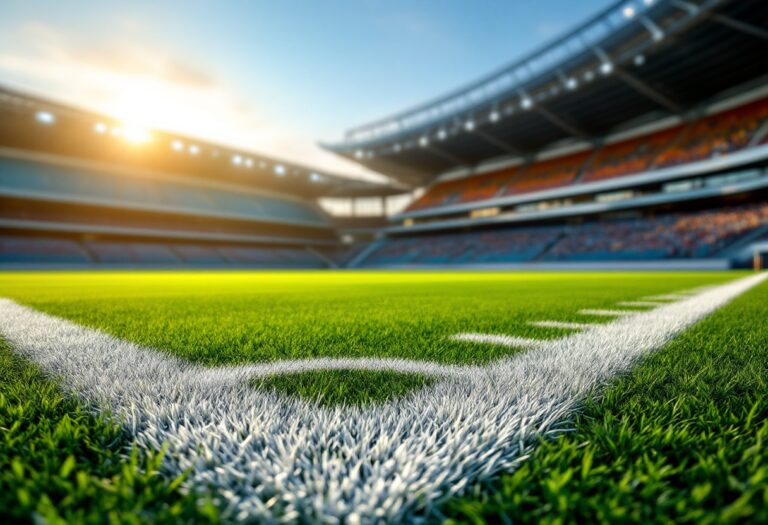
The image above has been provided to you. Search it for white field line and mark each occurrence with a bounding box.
[451,333,543,348]
[642,293,690,301]
[617,301,667,307]
[529,320,595,330]
[578,308,635,317]
[0,273,764,524]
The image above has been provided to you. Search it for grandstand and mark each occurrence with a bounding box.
[325,0,768,269]
[0,85,404,268]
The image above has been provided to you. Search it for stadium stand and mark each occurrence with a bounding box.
[0,157,326,226]
[404,95,768,212]
[0,236,91,265]
[580,125,686,183]
[362,201,768,266]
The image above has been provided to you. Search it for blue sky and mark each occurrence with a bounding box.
[0,0,608,178]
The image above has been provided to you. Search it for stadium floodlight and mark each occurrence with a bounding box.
[521,97,534,110]
[489,110,500,123]
[565,77,578,90]
[419,136,429,147]
[244,158,254,168]
[122,124,152,144]
[437,129,448,140]
[232,154,243,166]
[93,122,108,134]
[464,120,475,132]
[189,144,200,155]
[35,111,55,124]
[274,164,286,176]
[623,6,636,18]
[172,140,185,152]
[600,61,614,75]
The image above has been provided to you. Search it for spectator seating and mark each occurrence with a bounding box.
[500,151,590,197]
[366,201,768,265]
[0,158,327,226]
[0,236,91,264]
[406,96,768,213]
[581,125,685,182]
[655,97,768,168]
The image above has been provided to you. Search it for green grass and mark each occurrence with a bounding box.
[445,276,768,524]
[0,269,761,523]
[0,339,220,524]
[0,271,736,407]
[250,369,435,407]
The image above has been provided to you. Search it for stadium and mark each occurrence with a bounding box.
[1,0,768,523]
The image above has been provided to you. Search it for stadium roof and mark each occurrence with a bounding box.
[0,85,408,199]
[324,0,768,187]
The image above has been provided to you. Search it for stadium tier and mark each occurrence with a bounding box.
[362,200,768,266]
[406,96,768,212]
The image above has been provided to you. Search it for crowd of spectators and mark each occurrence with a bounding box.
[364,227,562,265]
[407,96,768,212]
[367,201,768,265]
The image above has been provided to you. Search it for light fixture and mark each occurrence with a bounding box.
[354,149,364,159]
[232,154,243,166]
[437,129,447,140]
[566,77,578,90]
[111,127,122,137]
[584,70,595,82]
[93,122,108,134]
[189,144,200,155]
[464,120,475,132]
[244,158,254,168]
[419,136,429,147]
[122,124,151,144]
[623,6,635,18]
[172,140,185,152]
[521,97,534,110]
[310,172,322,182]
[35,111,55,124]
[489,110,500,122]
[634,54,646,66]
[394,143,402,152]
[600,61,614,75]
[274,164,286,176]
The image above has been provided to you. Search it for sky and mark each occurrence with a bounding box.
[0,0,609,180]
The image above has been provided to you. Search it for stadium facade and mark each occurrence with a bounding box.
[2,0,768,269]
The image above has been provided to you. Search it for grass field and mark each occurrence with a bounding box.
[0,270,765,523]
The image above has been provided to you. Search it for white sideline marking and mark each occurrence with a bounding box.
[0,273,764,524]
[578,308,635,317]
[617,301,666,307]
[643,293,689,301]
[529,320,594,330]
[451,333,542,348]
